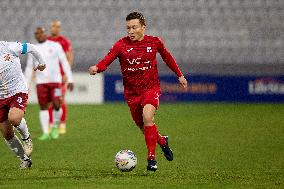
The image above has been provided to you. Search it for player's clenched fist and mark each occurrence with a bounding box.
[34,63,46,71]
[89,65,98,75]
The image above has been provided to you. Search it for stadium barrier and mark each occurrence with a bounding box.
[27,73,284,104]
[28,73,104,104]
[104,74,284,102]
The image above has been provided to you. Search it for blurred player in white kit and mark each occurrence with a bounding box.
[0,41,46,168]
[25,27,74,140]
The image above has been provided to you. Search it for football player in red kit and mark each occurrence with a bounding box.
[89,12,188,171]
[47,20,74,134]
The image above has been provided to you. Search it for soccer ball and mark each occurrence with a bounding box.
[115,150,137,172]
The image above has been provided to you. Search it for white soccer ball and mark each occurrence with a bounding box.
[115,150,137,172]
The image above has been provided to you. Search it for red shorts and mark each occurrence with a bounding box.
[127,89,161,128]
[0,93,28,122]
[36,83,62,105]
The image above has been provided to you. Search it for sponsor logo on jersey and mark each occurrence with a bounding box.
[147,47,152,52]
[127,48,133,52]
[127,58,141,65]
[126,58,151,65]
[126,58,152,71]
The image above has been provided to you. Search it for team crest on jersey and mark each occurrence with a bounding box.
[3,54,12,62]
[147,47,152,52]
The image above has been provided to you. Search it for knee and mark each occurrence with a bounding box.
[53,104,60,111]
[53,100,61,111]
[8,115,22,127]
[143,113,154,125]
[40,104,48,110]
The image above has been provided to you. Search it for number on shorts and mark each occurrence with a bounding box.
[17,97,23,104]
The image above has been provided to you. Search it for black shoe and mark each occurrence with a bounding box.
[20,158,32,169]
[147,159,157,171]
[160,136,174,161]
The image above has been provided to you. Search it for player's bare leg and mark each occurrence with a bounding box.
[50,98,62,139]
[9,107,33,156]
[0,120,32,169]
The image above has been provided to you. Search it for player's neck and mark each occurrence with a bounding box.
[51,34,60,38]
[137,34,145,42]
[131,34,145,43]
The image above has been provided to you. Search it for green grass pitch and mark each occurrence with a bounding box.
[0,103,283,189]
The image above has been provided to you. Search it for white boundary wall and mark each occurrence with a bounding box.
[27,73,103,104]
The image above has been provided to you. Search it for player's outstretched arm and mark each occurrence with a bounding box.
[157,38,182,75]
[157,38,188,88]
[26,43,46,71]
[89,41,120,75]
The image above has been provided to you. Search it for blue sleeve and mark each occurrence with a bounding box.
[21,42,28,54]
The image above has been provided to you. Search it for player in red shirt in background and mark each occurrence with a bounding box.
[89,12,188,171]
[47,20,74,134]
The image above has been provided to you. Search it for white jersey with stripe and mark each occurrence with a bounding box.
[0,41,28,99]
[25,40,73,85]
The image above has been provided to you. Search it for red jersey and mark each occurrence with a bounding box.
[47,35,72,52]
[96,35,183,99]
[47,35,72,76]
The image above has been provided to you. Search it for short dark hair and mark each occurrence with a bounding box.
[126,12,146,26]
